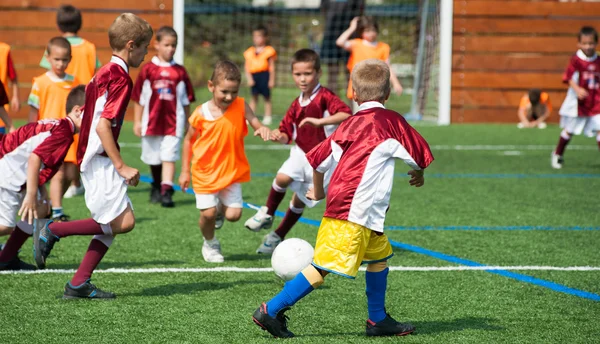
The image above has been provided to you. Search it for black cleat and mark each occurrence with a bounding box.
[150,184,161,203]
[33,219,59,269]
[0,257,37,271]
[252,303,295,338]
[161,188,175,208]
[366,314,415,337]
[63,280,116,300]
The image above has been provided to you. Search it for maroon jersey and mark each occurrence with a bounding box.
[306,102,433,232]
[0,81,8,106]
[279,85,351,153]
[562,50,600,116]
[77,55,132,169]
[131,56,196,137]
[0,118,74,192]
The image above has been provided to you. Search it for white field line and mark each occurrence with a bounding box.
[2,266,600,275]
[119,143,596,151]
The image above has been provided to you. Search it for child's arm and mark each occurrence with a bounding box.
[517,106,531,127]
[244,102,271,140]
[306,170,325,201]
[386,59,403,96]
[18,153,43,224]
[336,17,359,51]
[299,111,351,128]
[0,107,12,130]
[133,102,143,137]
[96,118,140,186]
[10,80,20,114]
[569,79,588,99]
[268,57,276,89]
[244,58,255,87]
[28,106,38,123]
[178,126,196,192]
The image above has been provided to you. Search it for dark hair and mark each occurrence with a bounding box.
[210,60,242,84]
[528,89,541,105]
[66,84,86,113]
[47,36,71,55]
[253,24,268,36]
[579,26,598,43]
[56,5,82,34]
[291,48,321,71]
[156,26,178,42]
[357,16,379,36]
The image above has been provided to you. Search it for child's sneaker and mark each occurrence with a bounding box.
[365,314,415,337]
[64,184,85,198]
[63,279,116,299]
[150,185,161,203]
[161,188,175,208]
[202,239,224,263]
[215,212,224,230]
[244,206,273,232]
[256,231,282,254]
[33,219,58,269]
[551,152,564,169]
[252,303,295,338]
[0,257,36,271]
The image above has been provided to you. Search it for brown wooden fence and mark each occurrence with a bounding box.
[452,0,600,123]
[1,0,173,119]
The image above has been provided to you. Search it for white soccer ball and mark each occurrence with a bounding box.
[271,238,315,281]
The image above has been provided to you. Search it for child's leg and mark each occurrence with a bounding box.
[265,265,326,317]
[249,94,259,113]
[49,166,66,220]
[150,164,162,188]
[222,205,242,223]
[597,132,600,150]
[0,222,31,262]
[274,194,305,240]
[365,261,389,322]
[161,161,175,197]
[220,183,243,223]
[267,174,293,215]
[555,129,572,156]
[200,206,218,240]
[264,97,272,119]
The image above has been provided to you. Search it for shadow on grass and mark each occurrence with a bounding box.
[126,279,272,297]
[48,260,185,270]
[226,254,271,262]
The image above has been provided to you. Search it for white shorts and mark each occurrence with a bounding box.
[141,135,180,165]
[277,145,320,208]
[195,183,243,210]
[560,115,600,137]
[0,187,24,228]
[81,155,132,225]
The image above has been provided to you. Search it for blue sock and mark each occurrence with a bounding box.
[266,272,314,317]
[366,267,389,323]
[52,207,64,218]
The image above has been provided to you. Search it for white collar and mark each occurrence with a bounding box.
[151,56,175,67]
[357,101,386,112]
[576,49,598,62]
[45,72,72,82]
[65,116,75,132]
[110,55,129,73]
[298,84,321,107]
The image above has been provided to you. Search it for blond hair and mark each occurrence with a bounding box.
[351,59,390,103]
[210,60,242,85]
[108,13,153,51]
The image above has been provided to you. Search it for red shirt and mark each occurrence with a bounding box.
[131,57,196,137]
[306,102,434,232]
[279,85,351,153]
[0,118,74,192]
[78,56,132,169]
[562,50,600,116]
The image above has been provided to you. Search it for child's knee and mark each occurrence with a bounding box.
[201,207,218,221]
[303,265,325,288]
[224,208,242,222]
[366,261,388,273]
[274,174,293,188]
[0,225,14,236]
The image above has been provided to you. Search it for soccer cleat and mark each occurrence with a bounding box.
[0,243,4,251]
[256,231,282,255]
[252,303,295,338]
[262,116,273,126]
[161,188,175,208]
[0,257,37,271]
[244,206,273,232]
[64,184,85,198]
[365,314,415,337]
[33,219,58,269]
[551,153,564,169]
[150,185,161,203]
[202,239,224,263]
[63,280,116,300]
[215,212,224,230]
[51,214,70,222]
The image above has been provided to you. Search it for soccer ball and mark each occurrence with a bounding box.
[271,238,315,281]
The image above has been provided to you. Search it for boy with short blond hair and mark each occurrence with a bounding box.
[179,60,270,263]
[245,49,351,254]
[252,59,434,338]
[34,13,153,299]
[132,26,196,207]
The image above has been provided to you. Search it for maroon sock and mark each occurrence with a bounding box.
[150,164,162,187]
[161,183,173,195]
[49,218,104,238]
[71,239,109,286]
[266,187,286,216]
[274,208,303,239]
[555,136,571,156]
[0,227,30,263]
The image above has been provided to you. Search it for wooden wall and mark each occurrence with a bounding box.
[1,0,173,119]
[452,0,600,123]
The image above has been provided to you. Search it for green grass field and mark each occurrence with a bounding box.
[1,121,600,343]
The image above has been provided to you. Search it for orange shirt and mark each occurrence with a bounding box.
[40,37,100,84]
[346,39,391,99]
[189,97,251,193]
[243,46,277,74]
[519,92,552,114]
[0,42,14,126]
[28,72,79,120]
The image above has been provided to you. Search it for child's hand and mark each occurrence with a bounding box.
[133,121,142,137]
[254,126,271,141]
[10,96,20,112]
[306,186,325,201]
[179,172,190,192]
[248,79,255,87]
[349,17,360,30]
[270,129,282,141]
[575,86,589,100]
[268,80,275,88]
[407,170,424,187]
[8,125,16,133]
[117,165,140,186]
[299,117,323,128]
[393,84,403,96]
[18,194,38,225]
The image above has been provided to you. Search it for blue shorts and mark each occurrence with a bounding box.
[251,71,271,99]
[0,127,5,134]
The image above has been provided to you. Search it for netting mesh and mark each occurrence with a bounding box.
[184,0,439,120]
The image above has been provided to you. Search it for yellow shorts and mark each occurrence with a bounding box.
[312,217,393,279]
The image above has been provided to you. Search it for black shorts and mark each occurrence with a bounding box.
[251,71,271,99]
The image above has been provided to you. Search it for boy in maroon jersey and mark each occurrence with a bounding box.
[252,59,433,338]
[552,26,600,169]
[33,13,153,299]
[0,85,84,270]
[244,49,351,254]
[132,26,195,207]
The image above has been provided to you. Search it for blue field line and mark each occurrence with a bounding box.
[139,176,600,301]
[238,172,600,179]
